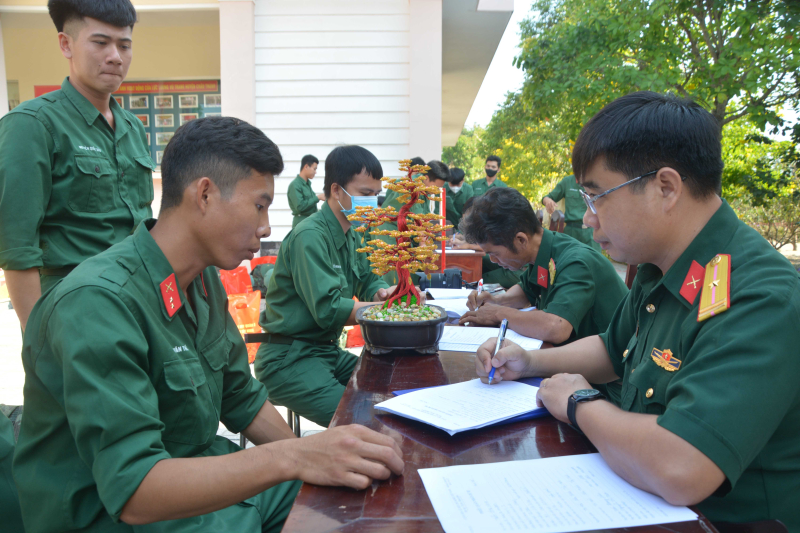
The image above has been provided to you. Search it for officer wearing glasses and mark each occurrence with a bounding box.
[475,91,800,530]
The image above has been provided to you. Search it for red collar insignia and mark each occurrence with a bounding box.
[537,265,548,288]
[679,260,705,305]
[160,273,182,317]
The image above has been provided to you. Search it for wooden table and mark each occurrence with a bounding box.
[282,350,718,533]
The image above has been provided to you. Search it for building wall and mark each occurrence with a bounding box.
[254,0,416,241]
[0,11,220,103]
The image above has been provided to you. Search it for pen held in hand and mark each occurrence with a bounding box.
[487,318,509,385]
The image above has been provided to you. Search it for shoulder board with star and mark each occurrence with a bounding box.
[697,254,731,322]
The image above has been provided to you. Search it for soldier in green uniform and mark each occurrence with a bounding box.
[255,145,398,427]
[471,155,509,197]
[542,174,601,251]
[475,92,800,530]
[0,415,23,532]
[444,167,474,230]
[13,118,404,533]
[459,187,627,402]
[287,154,324,228]
[0,0,154,332]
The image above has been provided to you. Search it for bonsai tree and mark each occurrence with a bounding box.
[348,160,452,309]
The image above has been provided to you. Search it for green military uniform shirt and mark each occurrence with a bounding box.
[600,201,800,529]
[0,78,154,291]
[519,230,628,402]
[445,182,474,230]
[259,202,388,343]
[0,414,23,532]
[14,220,299,532]
[543,175,600,251]
[287,175,320,228]
[255,203,389,426]
[471,176,508,197]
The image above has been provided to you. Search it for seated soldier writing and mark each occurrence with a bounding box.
[255,145,399,428]
[475,92,800,530]
[460,188,628,402]
[13,118,403,533]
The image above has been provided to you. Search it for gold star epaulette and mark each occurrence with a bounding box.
[697,254,731,322]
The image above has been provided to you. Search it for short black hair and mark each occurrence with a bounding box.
[160,117,283,211]
[300,154,319,171]
[324,145,383,197]
[462,196,476,214]
[426,160,450,183]
[459,188,542,252]
[48,0,137,33]
[485,155,502,167]
[449,168,465,185]
[409,156,426,167]
[572,91,722,198]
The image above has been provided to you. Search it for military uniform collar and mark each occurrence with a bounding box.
[133,220,207,321]
[61,77,103,127]
[530,229,554,289]
[654,200,739,308]
[320,202,348,250]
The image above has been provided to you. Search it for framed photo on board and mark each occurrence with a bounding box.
[129,95,148,109]
[179,113,198,125]
[204,94,221,107]
[156,132,174,146]
[155,114,174,128]
[179,94,198,108]
[135,114,149,127]
[155,95,173,109]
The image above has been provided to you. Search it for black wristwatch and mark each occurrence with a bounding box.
[567,389,606,434]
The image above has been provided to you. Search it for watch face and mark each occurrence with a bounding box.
[574,389,600,399]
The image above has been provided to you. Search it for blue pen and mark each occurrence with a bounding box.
[487,318,509,385]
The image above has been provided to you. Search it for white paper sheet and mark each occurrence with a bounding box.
[419,453,698,533]
[439,326,543,352]
[374,378,541,435]
[434,298,471,318]
[427,288,474,299]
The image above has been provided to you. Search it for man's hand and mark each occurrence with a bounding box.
[466,289,496,311]
[459,303,504,327]
[535,373,593,422]
[316,192,325,201]
[543,197,557,214]
[288,425,404,490]
[475,338,530,384]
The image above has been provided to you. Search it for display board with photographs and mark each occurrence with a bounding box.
[111,80,222,169]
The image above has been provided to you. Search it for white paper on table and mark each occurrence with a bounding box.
[434,298,470,318]
[419,453,698,533]
[427,288,474,299]
[439,326,543,352]
[374,378,541,435]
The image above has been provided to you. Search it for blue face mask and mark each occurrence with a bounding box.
[338,188,379,226]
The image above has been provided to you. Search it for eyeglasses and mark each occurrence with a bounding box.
[579,170,686,215]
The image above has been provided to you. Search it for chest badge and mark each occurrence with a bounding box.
[537,265,548,288]
[651,347,681,371]
[548,258,556,286]
[160,273,183,318]
[698,254,731,322]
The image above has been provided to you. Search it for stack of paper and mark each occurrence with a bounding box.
[419,453,698,533]
[439,326,543,352]
[374,379,541,436]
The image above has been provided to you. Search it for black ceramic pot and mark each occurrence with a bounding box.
[355,304,447,355]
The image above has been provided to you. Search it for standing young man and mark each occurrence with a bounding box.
[287,154,324,228]
[445,167,473,229]
[475,92,800,530]
[0,0,154,332]
[255,145,396,427]
[542,175,601,251]
[471,155,508,197]
[13,118,404,533]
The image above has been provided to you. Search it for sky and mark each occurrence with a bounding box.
[464,0,536,128]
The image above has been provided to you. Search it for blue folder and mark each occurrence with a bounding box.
[391,377,551,429]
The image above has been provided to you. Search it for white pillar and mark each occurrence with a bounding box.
[0,19,9,117]
[408,0,442,161]
[219,0,255,124]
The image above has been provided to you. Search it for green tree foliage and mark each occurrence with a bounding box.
[441,125,487,182]
[514,0,800,137]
